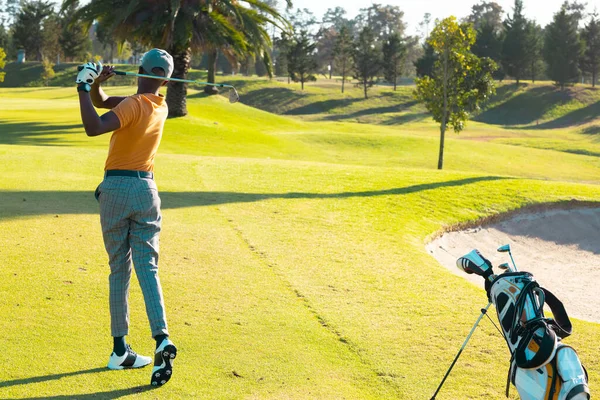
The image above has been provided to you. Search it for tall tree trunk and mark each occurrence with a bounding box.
[439,50,448,170]
[205,49,219,95]
[363,80,368,99]
[166,47,191,118]
[593,69,596,87]
[301,76,304,90]
[393,63,397,91]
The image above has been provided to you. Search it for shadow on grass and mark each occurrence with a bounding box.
[475,85,574,126]
[0,120,82,146]
[15,386,156,400]
[229,87,306,113]
[524,100,600,130]
[0,367,107,389]
[2,368,157,399]
[0,176,507,220]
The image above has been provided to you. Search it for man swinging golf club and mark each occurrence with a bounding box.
[76,49,176,387]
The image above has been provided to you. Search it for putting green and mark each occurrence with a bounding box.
[0,86,598,399]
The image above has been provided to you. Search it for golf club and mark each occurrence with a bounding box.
[497,244,517,271]
[113,70,240,104]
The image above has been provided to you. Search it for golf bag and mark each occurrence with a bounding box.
[487,271,590,400]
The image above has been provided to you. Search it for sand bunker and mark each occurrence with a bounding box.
[427,207,600,323]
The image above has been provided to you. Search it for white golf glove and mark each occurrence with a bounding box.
[76,61,102,85]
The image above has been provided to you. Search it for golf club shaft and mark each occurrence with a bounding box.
[430,302,492,399]
[113,70,235,88]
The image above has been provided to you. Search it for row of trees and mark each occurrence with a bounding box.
[417,0,600,89]
[0,0,92,63]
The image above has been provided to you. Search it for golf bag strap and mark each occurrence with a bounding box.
[542,288,572,339]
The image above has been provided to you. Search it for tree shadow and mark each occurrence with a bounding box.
[523,100,600,130]
[581,125,600,135]
[0,119,82,146]
[284,98,362,115]
[321,102,421,122]
[474,86,574,126]
[0,176,507,220]
[226,87,306,113]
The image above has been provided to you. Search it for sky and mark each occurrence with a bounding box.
[289,0,599,36]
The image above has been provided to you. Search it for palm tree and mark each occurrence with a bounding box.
[65,0,291,117]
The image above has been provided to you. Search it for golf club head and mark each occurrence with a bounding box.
[498,263,510,271]
[228,88,240,104]
[497,244,511,253]
[456,249,494,280]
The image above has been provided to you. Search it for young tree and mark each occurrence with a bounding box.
[382,33,406,90]
[502,0,529,84]
[581,14,600,86]
[287,30,317,90]
[12,0,53,61]
[41,56,54,85]
[353,26,381,99]
[0,47,5,82]
[333,24,353,93]
[414,16,497,170]
[544,3,582,89]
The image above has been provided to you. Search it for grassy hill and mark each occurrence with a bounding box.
[0,84,600,399]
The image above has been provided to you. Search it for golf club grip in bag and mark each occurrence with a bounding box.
[487,271,590,399]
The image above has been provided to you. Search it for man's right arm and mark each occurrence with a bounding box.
[90,65,127,109]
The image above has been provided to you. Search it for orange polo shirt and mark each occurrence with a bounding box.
[105,93,168,172]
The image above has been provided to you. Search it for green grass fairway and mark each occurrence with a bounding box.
[0,85,599,399]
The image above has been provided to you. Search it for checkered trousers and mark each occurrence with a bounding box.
[96,176,169,338]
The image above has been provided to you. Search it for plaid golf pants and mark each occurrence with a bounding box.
[95,174,169,338]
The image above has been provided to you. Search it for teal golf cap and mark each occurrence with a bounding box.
[141,48,174,78]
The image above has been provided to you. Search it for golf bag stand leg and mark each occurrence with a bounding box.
[430,302,492,400]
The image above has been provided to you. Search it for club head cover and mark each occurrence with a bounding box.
[76,61,102,84]
[456,249,494,280]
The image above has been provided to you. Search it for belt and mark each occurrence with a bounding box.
[105,170,154,179]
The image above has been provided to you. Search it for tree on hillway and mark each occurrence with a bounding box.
[466,1,504,33]
[472,21,505,80]
[274,32,292,81]
[333,24,353,93]
[42,12,62,63]
[524,21,543,83]
[501,0,529,84]
[414,16,497,170]
[315,26,337,79]
[414,42,437,78]
[287,30,317,90]
[12,0,54,61]
[382,33,406,90]
[60,1,90,62]
[352,26,381,99]
[581,14,600,87]
[0,47,5,82]
[356,4,405,40]
[544,3,582,89]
